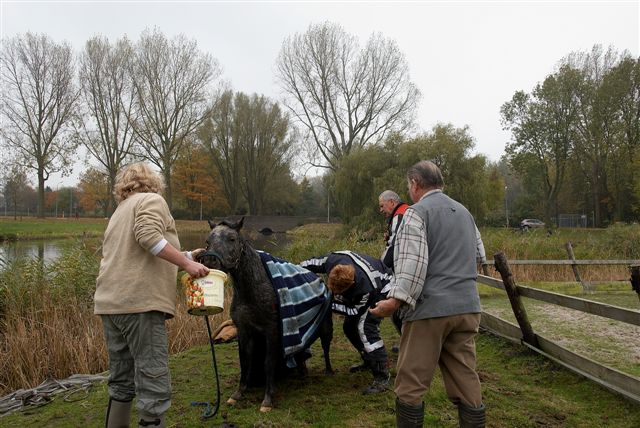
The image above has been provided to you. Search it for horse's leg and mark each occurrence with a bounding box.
[320,311,334,375]
[259,335,278,412]
[228,335,252,405]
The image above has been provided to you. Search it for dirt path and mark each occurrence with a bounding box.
[482,296,640,375]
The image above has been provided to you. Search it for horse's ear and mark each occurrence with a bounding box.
[207,219,216,230]
[229,217,244,232]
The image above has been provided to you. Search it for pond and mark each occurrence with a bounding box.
[0,231,291,268]
[0,239,72,266]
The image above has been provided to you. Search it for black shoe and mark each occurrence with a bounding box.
[362,378,389,395]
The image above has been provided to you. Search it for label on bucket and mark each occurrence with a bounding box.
[183,270,227,316]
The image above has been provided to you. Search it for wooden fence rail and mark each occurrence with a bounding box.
[482,247,640,293]
[478,253,640,404]
[477,274,640,326]
[485,259,640,265]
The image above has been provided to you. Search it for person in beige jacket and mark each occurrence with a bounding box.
[94,162,209,428]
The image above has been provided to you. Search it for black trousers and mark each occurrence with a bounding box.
[343,309,387,363]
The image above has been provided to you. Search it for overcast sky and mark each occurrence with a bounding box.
[2,1,639,186]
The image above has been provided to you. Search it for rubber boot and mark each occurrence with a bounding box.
[396,397,424,428]
[458,402,486,428]
[362,360,390,395]
[105,398,132,428]
[138,411,166,428]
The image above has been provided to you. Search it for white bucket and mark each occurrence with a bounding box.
[184,270,228,316]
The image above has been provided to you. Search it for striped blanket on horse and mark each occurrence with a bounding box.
[258,251,331,362]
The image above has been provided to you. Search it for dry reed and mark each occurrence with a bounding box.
[0,250,232,396]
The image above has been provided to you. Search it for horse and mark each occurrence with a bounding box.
[197,217,333,412]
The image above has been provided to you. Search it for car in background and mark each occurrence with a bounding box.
[520,218,545,230]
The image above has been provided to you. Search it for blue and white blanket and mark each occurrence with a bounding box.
[258,251,331,363]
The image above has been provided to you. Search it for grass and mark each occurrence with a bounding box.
[2,320,639,427]
[0,217,210,241]
[0,217,108,241]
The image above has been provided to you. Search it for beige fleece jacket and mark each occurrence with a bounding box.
[94,192,180,318]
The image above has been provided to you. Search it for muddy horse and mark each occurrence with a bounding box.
[198,218,333,412]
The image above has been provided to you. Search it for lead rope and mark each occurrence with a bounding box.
[190,315,221,419]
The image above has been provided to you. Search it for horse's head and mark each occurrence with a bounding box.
[197,217,245,272]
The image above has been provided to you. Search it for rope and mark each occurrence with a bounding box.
[0,374,107,417]
[189,315,221,420]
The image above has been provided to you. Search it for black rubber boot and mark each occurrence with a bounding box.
[105,398,132,428]
[138,412,166,428]
[458,402,486,428]
[395,397,424,428]
[362,360,390,395]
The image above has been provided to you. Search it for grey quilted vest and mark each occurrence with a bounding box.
[403,191,482,322]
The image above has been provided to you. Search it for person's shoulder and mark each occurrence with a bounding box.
[132,192,169,210]
[396,203,409,215]
[135,192,164,203]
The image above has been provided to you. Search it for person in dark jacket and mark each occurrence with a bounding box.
[300,251,393,394]
[378,190,410,271]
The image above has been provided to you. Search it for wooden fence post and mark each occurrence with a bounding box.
[631,264,640,305]
[481,263,490,276]
[494,252,539,348]
[566,241,590,293]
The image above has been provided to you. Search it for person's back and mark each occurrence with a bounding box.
[404,191,481,321]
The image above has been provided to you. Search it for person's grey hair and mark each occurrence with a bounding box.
[407,160,444,189]
[379,190,401,203]
[113,162,165,203]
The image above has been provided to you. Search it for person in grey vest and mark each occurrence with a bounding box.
[370,160,485,428]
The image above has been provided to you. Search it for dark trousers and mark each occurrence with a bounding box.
[343,310,387,363]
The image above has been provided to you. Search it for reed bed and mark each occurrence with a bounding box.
[0,241,231,396]
[479,225,640,283]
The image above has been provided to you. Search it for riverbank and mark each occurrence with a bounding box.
[0,216,328,241]
[0,217,213,241]
[0,217,108,241]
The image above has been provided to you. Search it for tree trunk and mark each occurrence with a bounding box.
[37,170,45,218]
[164,167,173,211]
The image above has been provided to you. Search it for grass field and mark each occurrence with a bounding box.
[2,319,639,427]
[1,220,640,426]
[0,217,212,241]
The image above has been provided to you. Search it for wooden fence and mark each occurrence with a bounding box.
[478,252,640,404]
[484,241,640,292]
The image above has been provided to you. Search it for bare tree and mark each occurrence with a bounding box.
[236,93,293,215]
[77,35,137,215]
[564,45,623,226]
[276,22,420,170]
[129,29,221,209]
[199,90,242,213]
[1,33,78,217]
[199,91,295,215]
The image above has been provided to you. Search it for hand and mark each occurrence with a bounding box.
[369,297,402,318]
[191,248,205,260]
[185,260,209,278]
